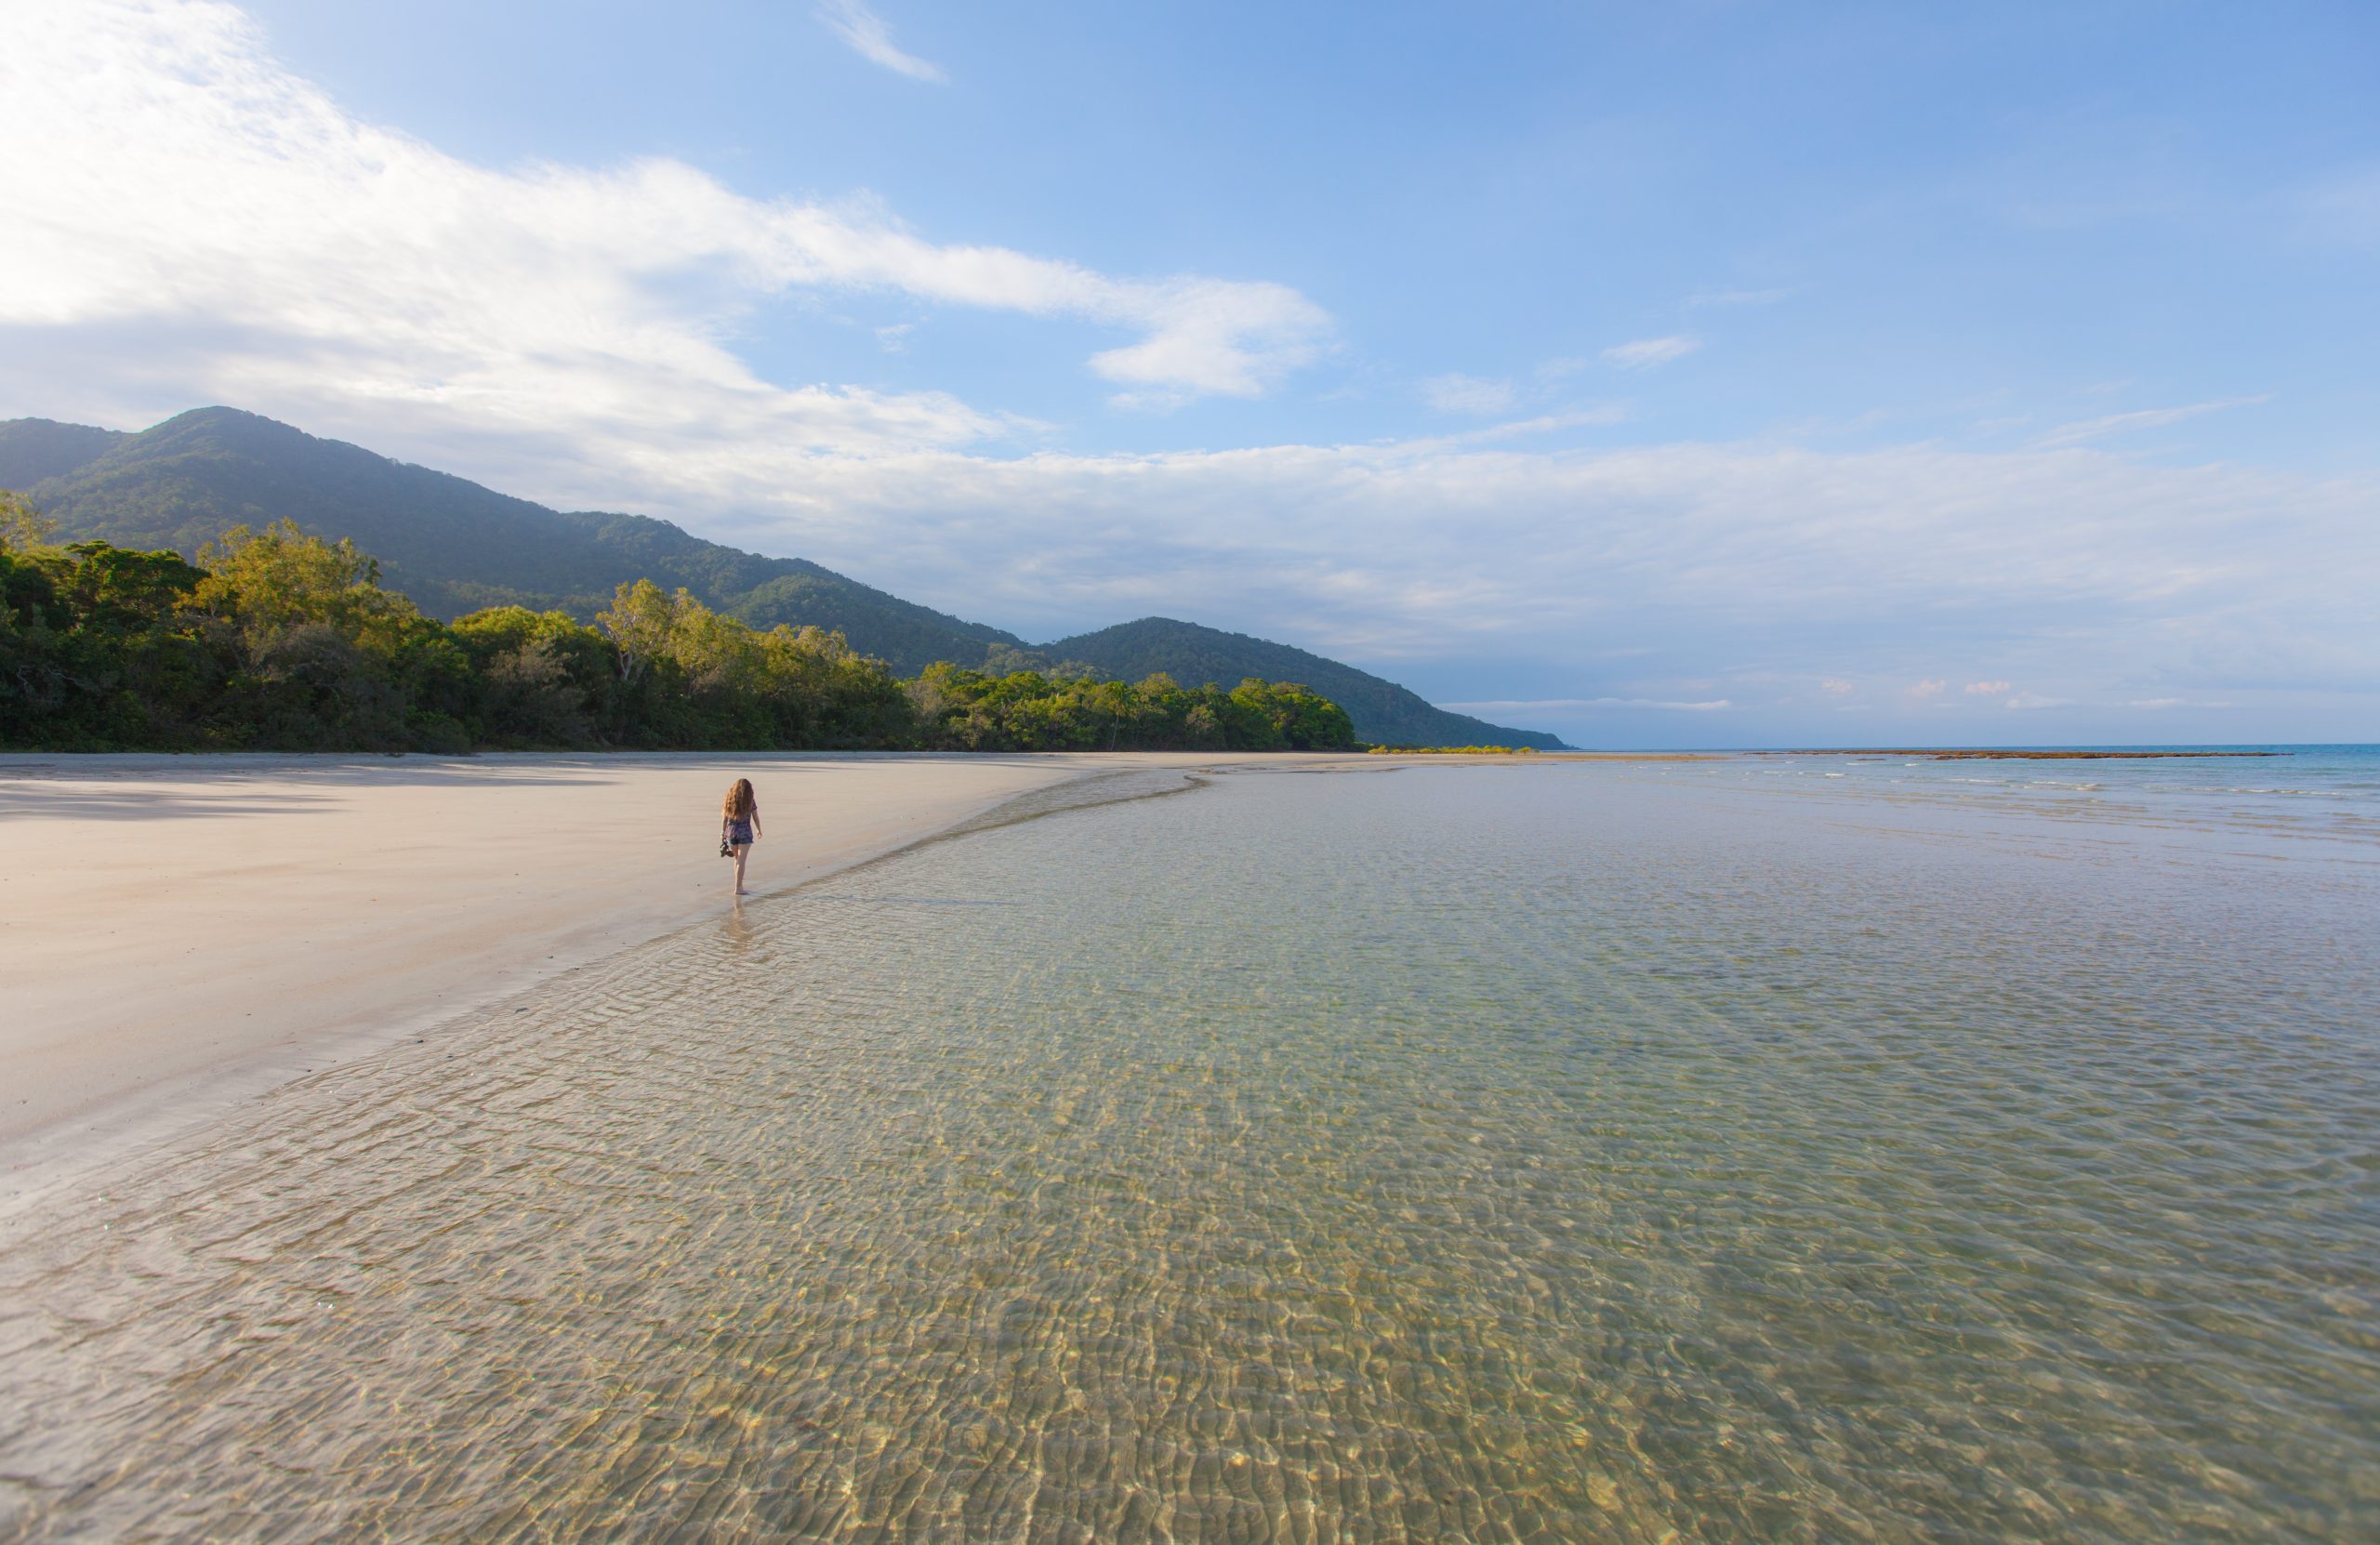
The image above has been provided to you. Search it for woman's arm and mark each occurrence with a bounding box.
[752,805,762,839]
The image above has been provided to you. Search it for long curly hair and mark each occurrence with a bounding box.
[721,778,756,820]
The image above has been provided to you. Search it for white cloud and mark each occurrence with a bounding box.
[0,0,1328,448]
[2033,396,2269,449]
[2004,693,2074,710]
[1416,406,1629,446]
[1820,679,1855,695]
[1421,374,1517,416]
[1908,679,1947,698]
[1602,336,1700,370]
[1420,363,1626,424]
[753,438,2374,685]
[1964,680,2012,695]
[816,0,947,84]
[1686,287,1792,308]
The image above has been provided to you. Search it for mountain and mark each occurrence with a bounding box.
[1044,618,1567,750]
[1,407,1567,746]
[0,408,1021,676]
[0,419,122,487]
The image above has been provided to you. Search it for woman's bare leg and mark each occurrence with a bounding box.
[733,843,750,894]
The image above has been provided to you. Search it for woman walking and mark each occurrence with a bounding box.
[721,777,762,896]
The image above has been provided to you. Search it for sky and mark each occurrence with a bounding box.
[3,0,2374,746]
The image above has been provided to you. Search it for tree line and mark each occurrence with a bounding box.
[0,497,1356,754]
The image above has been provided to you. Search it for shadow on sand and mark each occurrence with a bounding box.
[0,750,1115,822]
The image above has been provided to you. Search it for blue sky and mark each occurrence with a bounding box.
[4,0,2375,745]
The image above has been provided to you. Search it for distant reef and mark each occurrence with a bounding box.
[1766,749,2283,760]
[0,408,1567,749]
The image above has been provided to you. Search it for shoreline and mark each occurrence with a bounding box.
[3,749,1636,1216]
[0,747,1718,1215]
[0,752,1176,1212]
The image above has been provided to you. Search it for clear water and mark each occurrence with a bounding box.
[1708,744,2380,853]
[2,759,2374,1542]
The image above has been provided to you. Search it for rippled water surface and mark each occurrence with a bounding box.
[3,761,2375,1542]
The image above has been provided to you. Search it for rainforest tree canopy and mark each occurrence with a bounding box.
[0,517,1357,754]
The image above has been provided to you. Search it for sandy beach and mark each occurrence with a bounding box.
[0,751,1248,1199]
[0,748,1681,1206]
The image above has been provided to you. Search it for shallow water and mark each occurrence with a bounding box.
[2,761,2374,1541]
[1707,743,2380,853]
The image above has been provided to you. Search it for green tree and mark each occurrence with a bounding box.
[0,490,58,554]
[449,606,617,746]
[188,522,466,750]
[1228,678,1355,750]
[193,522,416,647]
[0,541,221,747]
[2,526,1356,756]
[596,578,699,685]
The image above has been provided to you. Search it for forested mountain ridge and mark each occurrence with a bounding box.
[0,419,121,488]
[1042,618,1567,751]
[0,409,1022,675]
[0,407,1567,746]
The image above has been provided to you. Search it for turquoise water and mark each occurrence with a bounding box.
[1,759,2373,1541]
[1702,744,2380,852]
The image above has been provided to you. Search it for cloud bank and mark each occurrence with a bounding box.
[1,0,1329,445]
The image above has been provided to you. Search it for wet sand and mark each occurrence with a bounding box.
[0,748,1699,1207]
[0,752,1216,1198]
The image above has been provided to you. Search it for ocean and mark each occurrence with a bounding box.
[2,751,2373,1541]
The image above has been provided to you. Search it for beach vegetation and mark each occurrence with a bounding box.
[906,664,1354,752]
[0,514,1359,754]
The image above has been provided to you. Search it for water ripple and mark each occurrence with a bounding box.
[1,766,2373,1541]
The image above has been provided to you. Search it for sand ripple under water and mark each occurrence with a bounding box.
[1,763,2373,1541]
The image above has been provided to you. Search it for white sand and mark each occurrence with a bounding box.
[0,751,1250,1196]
